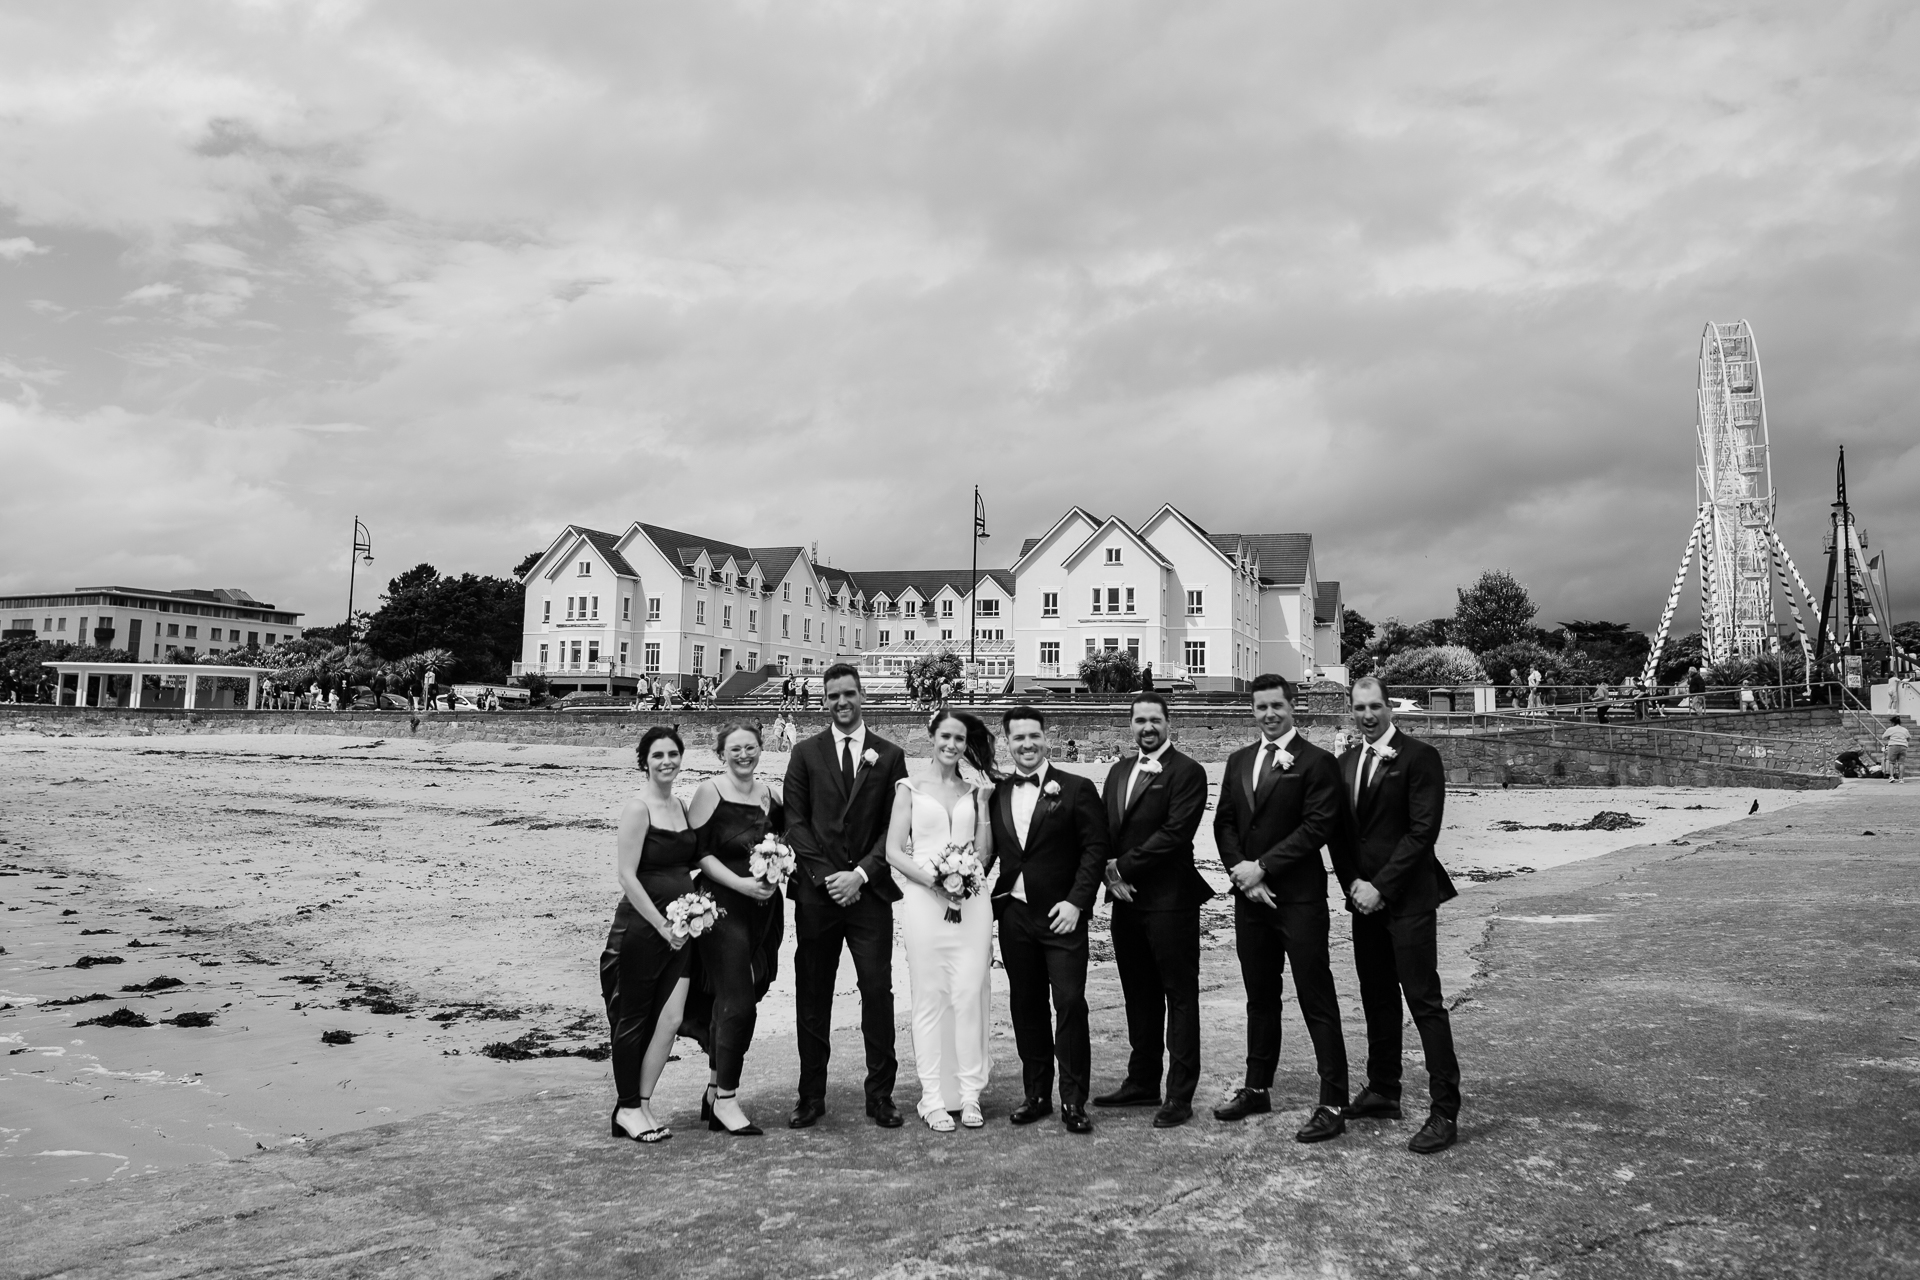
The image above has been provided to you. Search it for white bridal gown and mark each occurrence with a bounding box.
[896,778,994,1118]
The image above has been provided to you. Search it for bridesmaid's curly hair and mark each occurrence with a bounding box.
[928,706,998,780]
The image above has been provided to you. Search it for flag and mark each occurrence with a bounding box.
[1867,553,1882,570]
[974,487,989,540]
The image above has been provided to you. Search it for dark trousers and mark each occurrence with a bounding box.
[996,898,1092,1107]
[1110,902,1201,1106]
[697,893,779,1090]
[1351,908,1461,1119]
[793,894,897,1106]
[1234,895,1349,1105]
[600,899,692,1107]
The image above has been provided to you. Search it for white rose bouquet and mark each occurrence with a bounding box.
[748,833,796,890]
[663,892,725,940]
[915,839,986,924]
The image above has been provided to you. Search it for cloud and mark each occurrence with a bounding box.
[0,235,45,260]
[0,0,1917,629]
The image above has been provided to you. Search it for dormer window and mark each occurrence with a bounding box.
[1105,548,1122,565]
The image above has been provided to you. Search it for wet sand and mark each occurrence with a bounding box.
[0,732,1826,1203]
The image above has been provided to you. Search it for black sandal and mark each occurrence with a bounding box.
[701,1084,717,1124]
[709,1089,764,1136]
[613,1096,671,1143]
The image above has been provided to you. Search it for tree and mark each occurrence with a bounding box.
[359,563,523,682]
[1078,649,1141,694]
[1451,570,1538,654]
[1654,632,1706,686]
[1340,609,1375,661]
[1554,621,1652,682]
[908,649,963,699]
[1377,644,1488,689]
[1892,620,1920,660]
[512,550,544,578]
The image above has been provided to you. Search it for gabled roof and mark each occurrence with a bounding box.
[1009,505,1103,574]
[1229,533,1314,587]
[845,569,1015,603]
[1061,515,1173,571]
[633,523,755,579]
[1141,503,1241,572]
[1315,580,1341,624]
[523,525,638,583]
[747,546,807,586]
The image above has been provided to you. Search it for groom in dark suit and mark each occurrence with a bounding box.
[1333,675,1462,1153]
[1213,673,1349,1142]
[1093,693,1212,1128]
[988,705,1110,1134]
[783,663,911,1130]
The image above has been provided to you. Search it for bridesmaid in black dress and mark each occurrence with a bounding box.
[689,720,786,1137]
[601,726,699,1143]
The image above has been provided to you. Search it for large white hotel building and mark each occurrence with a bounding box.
[515,503,1345,697]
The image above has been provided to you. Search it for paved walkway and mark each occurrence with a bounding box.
[9,784,1917,1279]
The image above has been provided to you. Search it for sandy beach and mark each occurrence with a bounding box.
[0,731,1831,1204]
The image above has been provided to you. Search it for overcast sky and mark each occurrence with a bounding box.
[3,2,1917,634]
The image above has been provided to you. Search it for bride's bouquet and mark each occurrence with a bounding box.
[916,840,986,924]
[663,891,725,940]
[747,833,796,890]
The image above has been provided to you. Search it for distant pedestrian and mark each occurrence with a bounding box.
[1526,666,1543,710]
[1686,666,1706,713]
[1738,679,1756,712]
[328,686,341,713]
[424,667,438,710]
[1141,664,1154,693]
[1883,716,1909,783]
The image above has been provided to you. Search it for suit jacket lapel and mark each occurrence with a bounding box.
[1107,763,1127,832]
[1030,784,1059,842]
[1126,751,1168,816]
[1237,747,1259,817]
[1341,749,1362,818]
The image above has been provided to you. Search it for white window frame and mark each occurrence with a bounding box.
[622,597,631,621]
[578,560,591,577]
[1040,640,1059,666]
[1186,589,1203,616]
[1185,639,1207,674]
[647,597,661,621]
[1105,547,1122,564]
[1041,592,1058,619]
[695,600,706,627]
[644,642,661,673]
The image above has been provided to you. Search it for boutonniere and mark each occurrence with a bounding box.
[1373,744,1398,761]
[1043,779,1062,797]
[1274,748,1295,772]
[861,747,879,766]
[1137,758,1163,775]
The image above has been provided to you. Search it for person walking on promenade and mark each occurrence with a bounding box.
[1093,693,1212,1129]
[783,664,909,1130]
[989,706,1109,1135]
[1335,676,1461,1154]
[1213,674,1349,1143]
[885,708,998,1130]
[1526,665,1543,710]
[689,722,787,1136]
[1883,716,1910,782]
[1739,679,1757,712]
[601,727,699,1144]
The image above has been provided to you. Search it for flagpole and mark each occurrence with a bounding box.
[969,486,989,686]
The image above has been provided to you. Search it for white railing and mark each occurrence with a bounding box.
[513,661,652,678]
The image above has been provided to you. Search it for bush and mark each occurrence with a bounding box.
[1078,649,1141,694]
[1378,644,1488,688]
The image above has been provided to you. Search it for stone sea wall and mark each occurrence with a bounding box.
[0,703,1855,788]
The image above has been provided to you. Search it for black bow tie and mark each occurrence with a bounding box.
[1012,773,1042,787]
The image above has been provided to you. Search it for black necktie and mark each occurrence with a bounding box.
[1012,772,1041,787]
[840,736,855,789]
[1260,742,1278,787]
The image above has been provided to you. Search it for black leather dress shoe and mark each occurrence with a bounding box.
[866,1098,904,1129]
[1093,1084,1162,1108]
[1009,1097,1054,1126]
[1212,1087,1272,1121]
[1294,1105,1346,1144]
[1061,1103,1092,1134]
[788,1099,826,1129]
[1342,1087,1403,1120]
[1151,1102,1193,1129]
[1408,1113,1457,1154]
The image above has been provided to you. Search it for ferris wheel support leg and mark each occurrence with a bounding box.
[1643,507,1709,689]
[1768,529,1823,695]
[1699,514,1718,666]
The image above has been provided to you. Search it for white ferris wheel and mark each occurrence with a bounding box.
[1643,321,1821,684]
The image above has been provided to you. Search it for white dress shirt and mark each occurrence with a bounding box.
[1353,723,1399,805]
[834,723,870,881]
[1249,727,1298,796]
[1126,741,1172,807]
[1008,761,1049,902]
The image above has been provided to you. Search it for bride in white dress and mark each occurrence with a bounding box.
[884,708,998,1131]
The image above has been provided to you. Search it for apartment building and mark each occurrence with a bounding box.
[0,586,303,659]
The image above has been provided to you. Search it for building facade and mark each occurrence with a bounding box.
[0,586,303,660]
[517,505,1341,696]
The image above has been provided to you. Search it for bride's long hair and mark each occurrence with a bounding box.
[928,706,998,781]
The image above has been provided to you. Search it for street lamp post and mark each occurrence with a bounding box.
[346,517,375,641]
[969,486,989,689]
